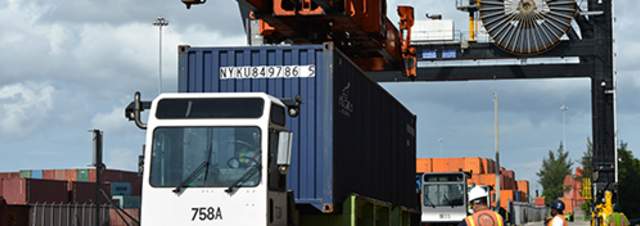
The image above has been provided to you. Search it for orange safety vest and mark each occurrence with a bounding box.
[465,209,504,226]
[546,215,569,226]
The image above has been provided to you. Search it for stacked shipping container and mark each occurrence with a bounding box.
[562,168,586,215]
[417,157,529,210]
[0,178,68,205]
[0,168,141,206]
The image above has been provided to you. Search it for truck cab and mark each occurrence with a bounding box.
[420,172,469,226]
[126,92,298,226]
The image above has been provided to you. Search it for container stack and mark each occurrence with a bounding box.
[416,157,530,209]
[0,168,140,207]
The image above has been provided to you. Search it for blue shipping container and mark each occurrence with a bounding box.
[31,170,43,179]
[178,43,417,213]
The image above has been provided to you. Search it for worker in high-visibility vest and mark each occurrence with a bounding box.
[458,186,505,226]
[606,205,630,226]
[547,200,569,226]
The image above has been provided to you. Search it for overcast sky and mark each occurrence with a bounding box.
[1,0,639,194]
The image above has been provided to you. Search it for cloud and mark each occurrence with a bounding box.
[106,147,138,171]
[91,106,129,134]
[29,0,245,35]
[0,82,55,137]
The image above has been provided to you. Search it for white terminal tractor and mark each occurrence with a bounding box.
[125,92,301,226]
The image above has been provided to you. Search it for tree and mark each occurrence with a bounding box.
[538,143,573,204]
[616,141,640,219]
[581,138,593,179]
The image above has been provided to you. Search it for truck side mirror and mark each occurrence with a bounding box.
[277,131,293,174]
[124,92,151,130]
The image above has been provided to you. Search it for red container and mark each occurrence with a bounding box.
[88,169,96,182]
[534,197,545,207]
[43,169,56,180]
[70,181,111,203]
[0,173,19,180]
[64,169,77,183]
[0,178,68,205]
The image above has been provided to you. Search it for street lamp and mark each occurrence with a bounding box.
[153,17,169,94]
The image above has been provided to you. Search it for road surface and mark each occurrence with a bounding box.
[525,220,590,226]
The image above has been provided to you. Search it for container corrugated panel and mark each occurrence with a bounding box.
[178,44,417,212]
[19,170,31,179]
[77,169,90,182]
[0,178,68,205]
[64,169,77,183]
[110,208,140,226]
[0,173,20,180]
[31,170,43,179]
[43,169,56,180]
[70,181,112,203]
[53,169,66,180]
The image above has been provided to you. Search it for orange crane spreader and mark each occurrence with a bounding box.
[180,0,416,78]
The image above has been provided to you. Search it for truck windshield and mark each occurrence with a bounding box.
[150,126,261,188]
[424,184,465,207]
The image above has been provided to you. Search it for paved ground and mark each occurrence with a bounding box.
[525,220,590,226]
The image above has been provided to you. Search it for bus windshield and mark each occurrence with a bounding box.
[150,126,262,188]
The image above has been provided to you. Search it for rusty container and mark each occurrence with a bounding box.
[0,178,68,205]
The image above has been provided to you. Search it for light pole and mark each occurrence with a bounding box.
[560,104,568,149]
[153,17,169,94]
[493,91,500,210]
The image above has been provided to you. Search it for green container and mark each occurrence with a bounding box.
[19,170,32,178]
[77,169,89,182]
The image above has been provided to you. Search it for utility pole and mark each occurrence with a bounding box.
[153,17,169,94]
[91,129,104,226]
[493,92,501,210]
[560,104,568,149]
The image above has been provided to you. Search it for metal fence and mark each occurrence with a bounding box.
[511,202,548,226]
[29,202,110,226]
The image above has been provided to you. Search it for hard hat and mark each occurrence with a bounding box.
[468,186,488,203]
[551,200,565,211]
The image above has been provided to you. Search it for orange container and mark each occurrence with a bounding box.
[464,157,483,174]
[517,180,530,197]
[561,197,574,213]
[496,190,515,209]
[431,158,465,172]
[416,158,433,173]
[534,197,545,207]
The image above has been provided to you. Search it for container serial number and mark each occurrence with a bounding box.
[219,65,316,79]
